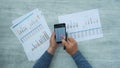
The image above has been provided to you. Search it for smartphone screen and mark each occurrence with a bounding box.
[54,23,66,43]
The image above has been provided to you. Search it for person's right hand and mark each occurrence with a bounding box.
[62,36,78,55]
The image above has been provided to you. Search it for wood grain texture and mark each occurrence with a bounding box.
[0,0,120,68]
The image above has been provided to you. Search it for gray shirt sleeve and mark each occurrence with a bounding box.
[33,51,53,68]
[33,50,92,68]
[72,50,92,68]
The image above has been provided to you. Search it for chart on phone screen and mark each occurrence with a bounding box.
[10,9,51,61]
[58,9,103,42]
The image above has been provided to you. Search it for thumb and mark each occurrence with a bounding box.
[62,39,68,47]
[51,31,55,38]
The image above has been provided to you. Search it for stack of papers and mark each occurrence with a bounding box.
[10,9,51,61]
[58,9,103,42]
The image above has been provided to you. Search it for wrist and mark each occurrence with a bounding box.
[69,49,78,55]
[47,46,56,55]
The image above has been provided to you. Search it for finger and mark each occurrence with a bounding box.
[62,36,72,44]
[51,31,55,39]
[67,37,75,42]
[67,39,72,44]
[62,39,68,47]
[50,32,55,43]
[61,35,65,39]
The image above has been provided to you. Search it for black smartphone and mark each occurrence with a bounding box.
[54,23,67,43]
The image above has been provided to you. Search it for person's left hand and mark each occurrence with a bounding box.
[47,32,58,55]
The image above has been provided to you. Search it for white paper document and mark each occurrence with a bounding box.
[58,9,103,42]
[10,9,51,61]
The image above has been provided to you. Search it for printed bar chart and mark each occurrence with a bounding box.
[11,9,51,61]
[58,9,103,42]
[31,31,50,51]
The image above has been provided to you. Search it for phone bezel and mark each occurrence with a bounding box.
[54,23,67,43]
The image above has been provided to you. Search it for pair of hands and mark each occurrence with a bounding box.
[47,32,78,55]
